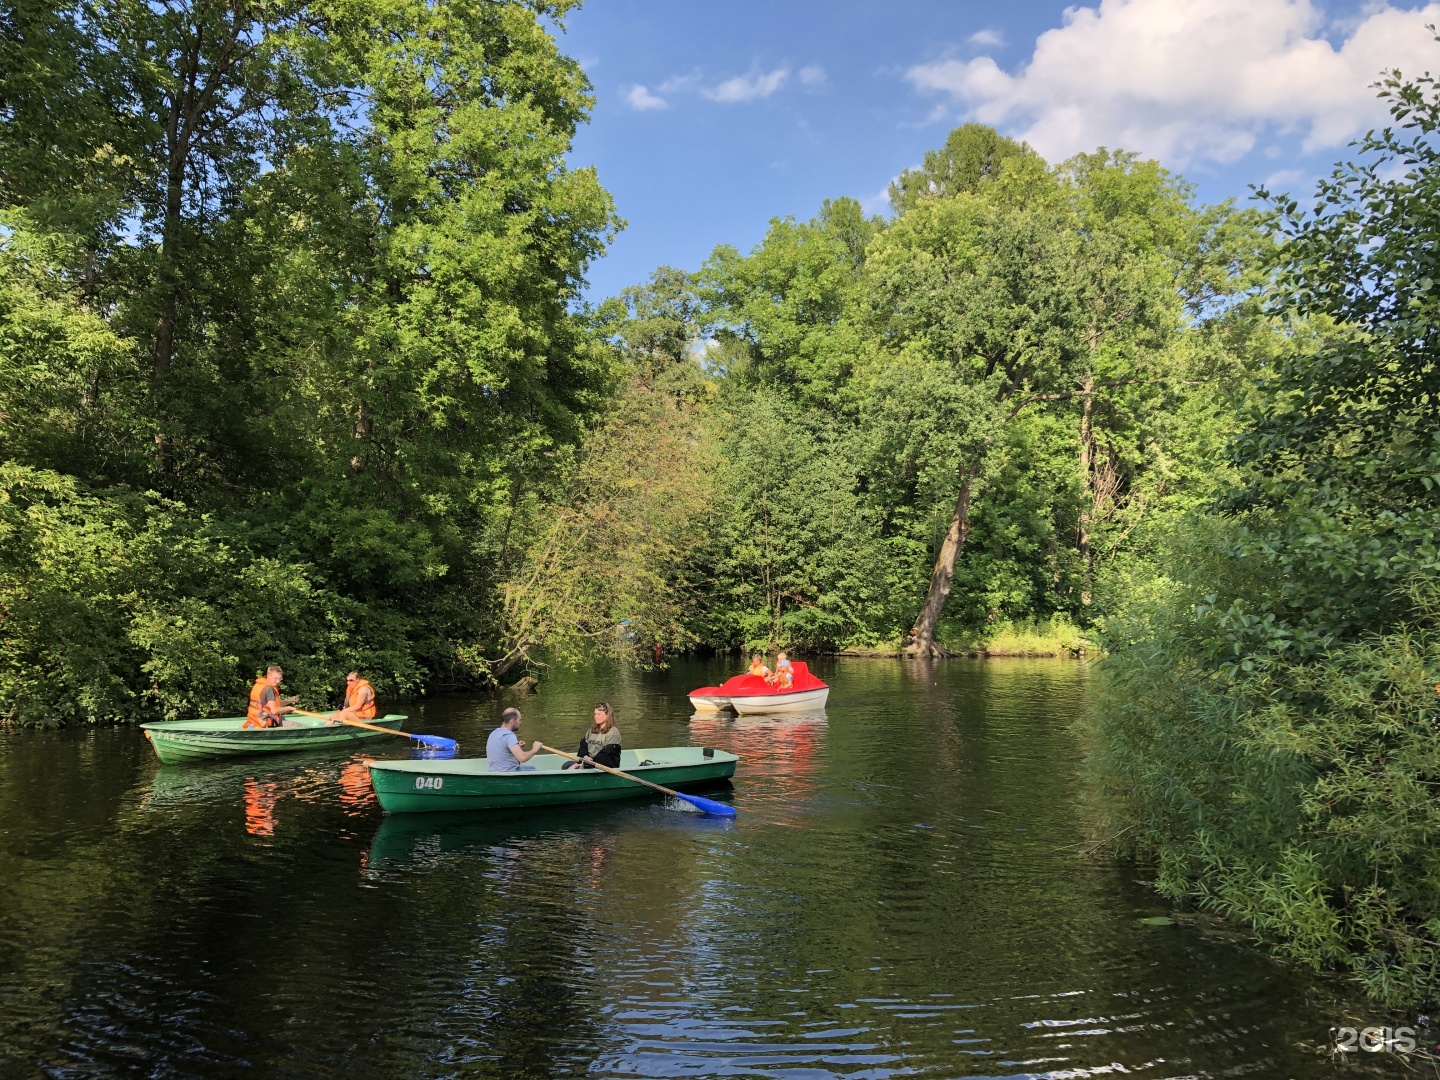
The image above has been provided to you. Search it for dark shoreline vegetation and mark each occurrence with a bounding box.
[3,0,1440,1006]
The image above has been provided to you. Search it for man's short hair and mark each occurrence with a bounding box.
[501,707,521,725]
[267,665,283,676]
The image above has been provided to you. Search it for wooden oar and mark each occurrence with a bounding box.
[293,708,458,751]
[534,742,735,817]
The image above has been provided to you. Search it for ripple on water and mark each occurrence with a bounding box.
[0,659,1401,1077]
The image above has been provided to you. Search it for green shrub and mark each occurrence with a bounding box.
[0,465,423,723]
[1090,559,1440,1003]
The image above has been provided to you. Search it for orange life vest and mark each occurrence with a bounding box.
[245,677,279,729]
[345,678,376,719]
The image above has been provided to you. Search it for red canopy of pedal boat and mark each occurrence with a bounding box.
[690,662,827,698]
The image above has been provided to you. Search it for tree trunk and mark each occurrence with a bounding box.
[905,469,973,657]
[491,650,526,681]
[1077,374,1095,605]
[154,79,190,382]
[151,66,191,485]
[350,400,371,473]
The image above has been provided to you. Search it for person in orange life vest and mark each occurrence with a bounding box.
[333,671,376,724]
[747,654,771,679]
[767,652,794,689]
[244,665,295,729]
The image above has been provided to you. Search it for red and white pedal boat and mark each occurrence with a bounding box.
[688,662,829,715]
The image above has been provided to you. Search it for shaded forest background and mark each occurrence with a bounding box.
[6,0,1440,1004]
[0,0,1269,721]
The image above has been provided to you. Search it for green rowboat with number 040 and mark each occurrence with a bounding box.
[367,747,738,813]
[140,714,409,764]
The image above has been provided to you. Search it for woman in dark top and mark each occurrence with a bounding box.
[563,702,621,769]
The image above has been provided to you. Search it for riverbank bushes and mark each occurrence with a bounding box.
[1086,65,1440,1003]
[0,464,430,722]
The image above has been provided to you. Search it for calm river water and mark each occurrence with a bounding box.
[0,658,1418,1077]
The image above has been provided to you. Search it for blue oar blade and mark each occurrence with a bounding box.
[410,733,458,750]
[675,792,736,817]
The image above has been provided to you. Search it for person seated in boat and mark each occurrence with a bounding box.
[767,652,795,689]
[561,702,622,770]
[332,671,376,724]
[747,654,770,679]
[243,665,295,729]
[486,707,541,772]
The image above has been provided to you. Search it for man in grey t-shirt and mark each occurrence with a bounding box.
[486,707,540,772]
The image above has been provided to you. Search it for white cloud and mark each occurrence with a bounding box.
[624,84,668,111]
[657,73,700,94]
[703,67,790,103]
[799,64,828,86]
[861,182,897,214]
[1263,167,1305,190]
[968,28,1005,47]
[905,0,1440,167]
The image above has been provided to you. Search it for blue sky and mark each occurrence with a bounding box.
[559,0,1440,302]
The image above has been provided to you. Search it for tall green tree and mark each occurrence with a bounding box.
[0,0,619,720]
[699,389,886,650]
[700,197,879,407]
[887,122,1035,213]
[863,150,1260,653]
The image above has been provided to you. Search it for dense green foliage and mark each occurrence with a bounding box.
[652,150,1265,655]
[1087,64,1440,1003]
[1,0,617,720]
[8,0,1440,1010]
[0,0,1267,712]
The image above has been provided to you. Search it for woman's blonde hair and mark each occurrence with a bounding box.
[592,701,616,731]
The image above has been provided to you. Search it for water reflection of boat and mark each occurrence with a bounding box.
[142,750,380,823]
[366,801,732,871]
[689,711,826,815]
[689,711,828,735]
[730,711,828,730]
[143,757,280,808]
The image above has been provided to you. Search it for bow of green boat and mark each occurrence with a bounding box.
[368,747,738,813]
[140,714,409,764]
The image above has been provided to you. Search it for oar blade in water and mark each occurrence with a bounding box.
[674,792,736,817]
[410,733,458,750]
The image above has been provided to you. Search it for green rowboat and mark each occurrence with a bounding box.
[368,747,738,813]
[141,714,408,764]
